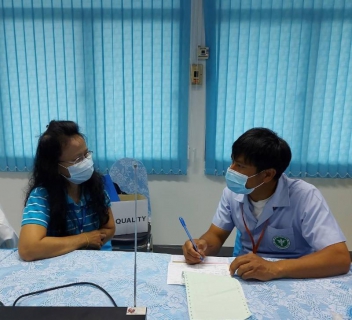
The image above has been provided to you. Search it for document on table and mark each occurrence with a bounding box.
[184,271,251,320]
[167,255,230,285]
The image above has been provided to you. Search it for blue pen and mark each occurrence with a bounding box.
[179,217,204,261]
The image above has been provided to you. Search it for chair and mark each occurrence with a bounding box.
[109,158,152,252]
[0,205,19,249]
[232,230,242,256]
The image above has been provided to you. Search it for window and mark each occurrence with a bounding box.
[0,0,190,174]
[204,0,352,178]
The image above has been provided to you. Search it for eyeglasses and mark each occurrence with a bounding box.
[59,150,93,165]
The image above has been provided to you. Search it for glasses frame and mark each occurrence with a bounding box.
[59,150,93,166]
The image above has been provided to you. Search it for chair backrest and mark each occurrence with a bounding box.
[233,230,242,256]
[109,158,151,220]
[0,206,19,249]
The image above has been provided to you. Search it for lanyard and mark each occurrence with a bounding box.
[77,206,87,233]
[241,205,268,254]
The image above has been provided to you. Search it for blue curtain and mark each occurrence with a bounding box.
[204,0,352,178]
[0,0,190,174]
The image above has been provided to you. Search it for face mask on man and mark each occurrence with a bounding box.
[59,155,94,184]
[225,168,264,194]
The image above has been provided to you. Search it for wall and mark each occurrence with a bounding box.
[1,1,351,249]
[1,167,352,249]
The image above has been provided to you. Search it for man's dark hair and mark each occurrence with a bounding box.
[231,127,292,180]
[25,120,109,235]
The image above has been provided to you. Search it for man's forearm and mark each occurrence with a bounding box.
[200,233,223,256]
[275,242,350,279]
[199,224,231,257]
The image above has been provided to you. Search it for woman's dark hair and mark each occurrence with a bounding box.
[25,120,109,235]
[231,127,292,180]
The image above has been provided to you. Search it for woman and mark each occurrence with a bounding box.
[18,120,115,261]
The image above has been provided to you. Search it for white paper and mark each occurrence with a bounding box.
[167,255,230,285]
[184,272,251,320]
[170,255,229,264]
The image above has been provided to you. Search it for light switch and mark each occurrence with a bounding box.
[191,64,203,85]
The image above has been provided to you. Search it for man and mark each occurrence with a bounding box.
[183,128,350,281]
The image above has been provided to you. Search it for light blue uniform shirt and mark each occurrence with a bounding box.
[22,187,112,250]
[212,174,346,258]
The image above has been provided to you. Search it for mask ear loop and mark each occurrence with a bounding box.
[58,163,69,169]
[247,170,267,190]
[248,169,266,179]
[58,162,72,180]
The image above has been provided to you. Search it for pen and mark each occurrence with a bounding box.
[179,217,204,261]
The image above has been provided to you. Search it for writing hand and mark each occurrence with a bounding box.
[182,239,207,264]
[230,253,280,281]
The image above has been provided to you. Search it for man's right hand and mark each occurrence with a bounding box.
[182,239,207,264]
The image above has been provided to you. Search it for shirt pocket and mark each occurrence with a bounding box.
[266,225,296,252]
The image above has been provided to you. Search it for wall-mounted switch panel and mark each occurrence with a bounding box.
[191,64,203,85]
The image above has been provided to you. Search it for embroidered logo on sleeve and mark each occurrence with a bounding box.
[273,236,290,249]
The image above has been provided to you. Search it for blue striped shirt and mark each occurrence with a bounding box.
[22,187,112,249]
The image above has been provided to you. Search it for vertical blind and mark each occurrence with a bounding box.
[0,0,191,174]
[204,0,352,178]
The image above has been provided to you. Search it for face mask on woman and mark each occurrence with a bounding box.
[59,155,94,184]
[225,168,264,194]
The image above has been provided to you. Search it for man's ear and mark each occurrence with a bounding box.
[263,168,276,182]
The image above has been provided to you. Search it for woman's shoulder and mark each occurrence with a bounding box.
[26,187,49,210]
[28,186,49,199]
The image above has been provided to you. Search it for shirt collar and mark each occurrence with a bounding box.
[269,173,290,208]
[66,189,91,206]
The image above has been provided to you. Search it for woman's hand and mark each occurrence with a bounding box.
[85,230,106,249]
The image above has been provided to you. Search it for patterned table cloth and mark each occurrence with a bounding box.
[0,250,351,320]
[0,249,15,262]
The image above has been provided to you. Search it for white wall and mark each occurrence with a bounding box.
[1,167,352,249]
[1,0,351,250]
